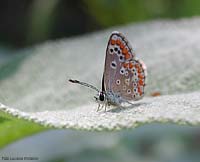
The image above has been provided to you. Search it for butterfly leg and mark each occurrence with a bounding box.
[96,104,100,112]
[104,102,108,112]
[96,103,105,112]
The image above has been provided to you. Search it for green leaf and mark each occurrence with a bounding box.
[0,109,48,148]
[0,17,200,148]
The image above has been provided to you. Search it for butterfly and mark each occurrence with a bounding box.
[69,31,147,111]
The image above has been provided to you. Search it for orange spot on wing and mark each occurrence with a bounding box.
[138,79,144,86]
[120,43,125,49]
[111,39,116,45]
[122,48,128,55]
[135,64,140,69]
[129,62,134,69]
[123,63,129,68]
[138,87,142,96]
[116,39,121,45]
[138,68,142,73]
[125,53,131,60]
[138,74,144,79]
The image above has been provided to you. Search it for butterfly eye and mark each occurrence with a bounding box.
[99,92,105,101]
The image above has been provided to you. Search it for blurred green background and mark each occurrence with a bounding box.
[0,0,200,48]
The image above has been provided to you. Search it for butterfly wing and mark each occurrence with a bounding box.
[103,31,147,101]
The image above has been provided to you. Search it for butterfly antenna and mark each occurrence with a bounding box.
[69,79,99,92]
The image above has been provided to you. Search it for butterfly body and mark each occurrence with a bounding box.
[69,31,147,111]
[95,91,123,106]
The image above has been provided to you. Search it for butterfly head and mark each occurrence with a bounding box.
[94,91,106,104]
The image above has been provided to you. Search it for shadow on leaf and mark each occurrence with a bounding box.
[107,102,148,113]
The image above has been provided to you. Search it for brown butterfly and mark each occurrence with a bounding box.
[69,31,147,111]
